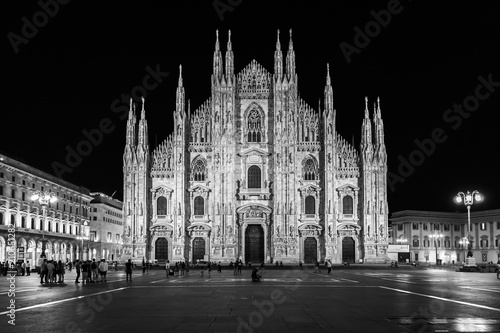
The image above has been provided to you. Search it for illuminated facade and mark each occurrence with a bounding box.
[122,30,390,264]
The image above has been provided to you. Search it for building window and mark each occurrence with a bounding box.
[32,183,35,188]
[55,223,59,233]
[480,223,486,231]
[0,186,3,196]
[70,206,72,213]
[397,224,403,231]
[247,109,262,142]
[11,189,15,198]
[107,232,112,242]
[424,239,430,247]
[157,197,168,215]
[0,172,3,178]
[93,216,97,221]
[48,222,51,232]
[412,239,419,247]
[497,221,500,229]
[247,166,261,189]
[454,224,460,232]
[31,218,35,229]
[21,216,26,228]
[480,239,488,248]
[22,180,26,185]
[434,224,440,231]
[445,239,450,247]
[443,224,450,231]
[496,239,499,247]
[192,158,206,181]
[12,176,15,182]
[412,223,418,230]
[303,157,317,180]
[342,196,353,215]
[194,196,204,215]
[116,234,120,243]
[11,215,15,225]
[62,224,66,234]
[39,220,43,231]
[0,212,3,225]
[305,196,315,214]
[423,223,428,231]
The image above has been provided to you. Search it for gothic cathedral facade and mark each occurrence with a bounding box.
[122,30,390,265]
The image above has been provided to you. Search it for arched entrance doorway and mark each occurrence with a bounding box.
[193,237,205,263]
[304,237,317,264]
[155,238,168,261]
[245,225,264,264]
[342,237,355,263]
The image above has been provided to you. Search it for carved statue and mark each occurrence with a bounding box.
[217,225,221,237]
[178,153,182,164]
[178,203,182,215]
[289,225,293,237]
[178,225,182,237]
[276,225,280,237]
[328,225,332,237]
[379,225,384,236]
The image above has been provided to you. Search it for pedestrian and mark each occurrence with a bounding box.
[47,260,55,283]
[21,261,26,276]
[327,260,332,274]
[90,259,99,283]
[496,260,500,280]
[98,259,108,282]
[207,262,212,278]
[81,260,89,284]
[114,261,118,272]
[26,261,31,276]
[57,260,65,283]
[200,262,205,277]
[217,262,222,273]
[125,259,133,281]
[181,261,186,276]
[314,261,321,274]
[165,260,170,278]
[40,259,48,284]
[75,260,81,283]
[237,259,242,275]
[142,259,146,274]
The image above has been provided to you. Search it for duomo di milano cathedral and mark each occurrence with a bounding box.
[122,30,390,265]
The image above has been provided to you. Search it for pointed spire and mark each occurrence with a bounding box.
[213,29,223,83]
[326,63,331,86]
[176,64,185,114]
[274,29,283,80]
[141,96,146,118]
[125,98,137,147]
[225,30,234,79]
[361,96,373,156]
[364,96,369,118]
[324,63,334,115]
[138,97,148,149]
[178,64,183,87]
[286,29,295,77]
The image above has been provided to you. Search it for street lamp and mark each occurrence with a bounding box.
[396,238,407,244]
[459,237,469,264]
[454,190,483,263]
[30,191,57,262]
[429,233,443,265]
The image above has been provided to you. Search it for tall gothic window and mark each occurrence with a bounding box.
[303,157,317,180]
[343,195,353,214]
[247,166,261,188]
[305,196,315,214]
[194,196,204,215]
[157,197,168,215]
[192,158,206,181]
[247,110,262,142]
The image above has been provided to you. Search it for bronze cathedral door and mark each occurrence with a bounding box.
[193,237,205,263]
[245,225,264,263]
[304,237,317,264]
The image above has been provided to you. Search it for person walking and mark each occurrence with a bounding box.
[165,260,170,278]
[237,259,242,275]
[125,259,133,281]
[217,262,222,273]
[314,261,321,274]
[75,260,81,283]
[57,260,65,283]
[200,262,205,277]
[207,262,212,278]
[81,260,89,284]
[91,259,99,283]
[98,259,108,282]
[142,259,147,274]
[114,261,118,272]
[327,260,332,275]
[26,261,31,276]
[180,262,186,276]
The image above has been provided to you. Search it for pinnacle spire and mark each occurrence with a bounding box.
[178,64,183,87]
[326,63,331,86]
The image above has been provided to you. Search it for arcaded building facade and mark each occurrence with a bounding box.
[122,30,390,264]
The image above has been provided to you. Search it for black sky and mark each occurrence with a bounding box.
[2,0,500,213]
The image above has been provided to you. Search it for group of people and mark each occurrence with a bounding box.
[74,258,109,284]
[39,259,66,283]
[0,260,31,276]
[164,260,188,278]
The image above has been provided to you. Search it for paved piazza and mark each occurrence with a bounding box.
[1,266,499,332]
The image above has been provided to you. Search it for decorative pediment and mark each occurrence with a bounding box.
[238,147,270,157]
[188,184,211,193]
[336,184,359,197]
[298,183,322,195]
[237,59,271,99]
[151,185,174,199]
[236,204,272,215]
[298,224,323,237]
[337,222,361,230]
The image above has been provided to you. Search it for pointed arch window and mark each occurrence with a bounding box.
[303,157,317,180]
[305,196,315,214]
[247,110,262,142]
[247,166,261,188]
[343,195,353,215]
[157,197,168,216]
[192,158,206,181]
[194,196,204,215]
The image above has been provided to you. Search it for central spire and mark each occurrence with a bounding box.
[274,29,283,80]
[286,29,295,77]
[213,30,223,83]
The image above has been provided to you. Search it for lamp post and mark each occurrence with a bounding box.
[454,190,482,262]
[30,191,57,263]
[429,233,443,265]
[459,237,469,264]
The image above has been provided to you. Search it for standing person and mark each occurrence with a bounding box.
[91,259,99,283]
[207,262,212,278]
[21,261,26,276]
[57,260,65,283]
[200,262,205,277]
[180,261,186,276]
[81,260,89,284]
[68,261,72,272]
[142,259,146,274]
[75,260,81,283]
[46,260,55,283]
[165,260,170,278]
[217,262,222,273]
[125,259,133,281]
[327,260,332,274]
[40,259,48,284]
[237,259,242,275]
[26,261,31,276]
[114,261,118,272]
[98,259,108,282]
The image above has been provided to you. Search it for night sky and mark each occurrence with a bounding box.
[2,1,500,213]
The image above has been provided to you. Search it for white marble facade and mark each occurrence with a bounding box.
[122,30,390,264]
